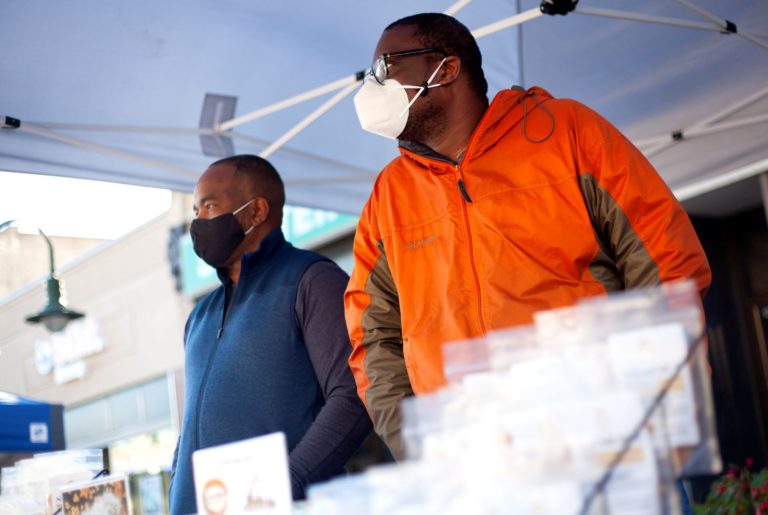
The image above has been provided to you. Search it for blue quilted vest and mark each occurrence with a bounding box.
[170,229,327,515]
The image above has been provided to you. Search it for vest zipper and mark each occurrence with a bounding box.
[194,295,225,450]
[454,164,487,335]
[196,283,236,449]
[218,282,238,340]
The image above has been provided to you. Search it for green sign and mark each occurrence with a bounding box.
[282,205,358,249]
[178,206,358,298]
[179,232,219,298]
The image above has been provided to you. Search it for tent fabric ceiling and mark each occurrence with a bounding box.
[1,0,767,216]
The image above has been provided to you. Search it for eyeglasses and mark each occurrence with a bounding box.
[369,47,446,85]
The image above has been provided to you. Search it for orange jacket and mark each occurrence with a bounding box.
[344,86,711,458]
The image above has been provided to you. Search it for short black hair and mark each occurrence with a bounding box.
[212,154,286,218]
[386,13,488,99]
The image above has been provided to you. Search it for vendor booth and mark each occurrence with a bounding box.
[1,0,767,512]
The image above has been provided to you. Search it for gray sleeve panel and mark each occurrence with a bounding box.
[360,243,414,461]
[579,173,661,290]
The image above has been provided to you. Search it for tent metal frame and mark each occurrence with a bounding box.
[3,0,767,202]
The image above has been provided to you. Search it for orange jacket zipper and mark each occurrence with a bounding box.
[455,164,487,335]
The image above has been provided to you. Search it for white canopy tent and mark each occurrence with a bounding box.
[1,0,767,216]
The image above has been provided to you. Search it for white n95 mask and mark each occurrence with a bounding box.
[353,58,446,140]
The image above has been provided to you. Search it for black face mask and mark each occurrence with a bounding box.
[190,199,255,268]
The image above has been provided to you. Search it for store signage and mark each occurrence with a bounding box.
[179,205,357,298]
[34,318,105,384]
[60,475,132,514]
[192,432,292,515]
[53,360,87,385]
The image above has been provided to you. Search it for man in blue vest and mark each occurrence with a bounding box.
[169,154,371,515]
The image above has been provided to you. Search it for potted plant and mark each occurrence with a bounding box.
[694,459,768,514]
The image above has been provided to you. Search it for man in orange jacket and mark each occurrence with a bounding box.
[345,12,711,462]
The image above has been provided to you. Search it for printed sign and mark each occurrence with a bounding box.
[60,475,131,515]
[192,432,292,515]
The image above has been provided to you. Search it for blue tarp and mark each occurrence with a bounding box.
[0,392,65,452]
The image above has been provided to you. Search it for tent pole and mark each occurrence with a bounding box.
[575,7,727,32]
[577,6,768,52]
[444,0,472,16]
[684,114,768,138]
[10,121,376,177]
[259,82,360,159]
[673,0,734,26]
[516,0,526,89]
[673,0,768,52]
[471,9,542,39]
[675,83,768,126]
[218,74,360,132]
[643,84,768,158]
[740,32,768,52]
[761,173,768,229]
[26,124,212,135]
[18,123,200,178]
[635,113,768,150]
[672,157,768,202]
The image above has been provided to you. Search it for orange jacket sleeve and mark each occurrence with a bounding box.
[571,100,712,297]
[344,191,413,460]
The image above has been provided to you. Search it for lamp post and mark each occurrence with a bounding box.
[0,220,85,332]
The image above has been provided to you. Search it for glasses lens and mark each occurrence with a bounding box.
[372,56,387,84]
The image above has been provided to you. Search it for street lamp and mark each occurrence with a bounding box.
[1,220,85,332]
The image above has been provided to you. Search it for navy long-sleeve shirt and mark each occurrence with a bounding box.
[288,260,372,497]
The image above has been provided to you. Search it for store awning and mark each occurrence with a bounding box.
[0,392,65,452]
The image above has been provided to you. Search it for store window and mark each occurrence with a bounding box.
[64,375,177,451]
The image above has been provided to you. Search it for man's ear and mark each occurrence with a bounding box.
[253,197,270,225]
[438,56,461,86]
